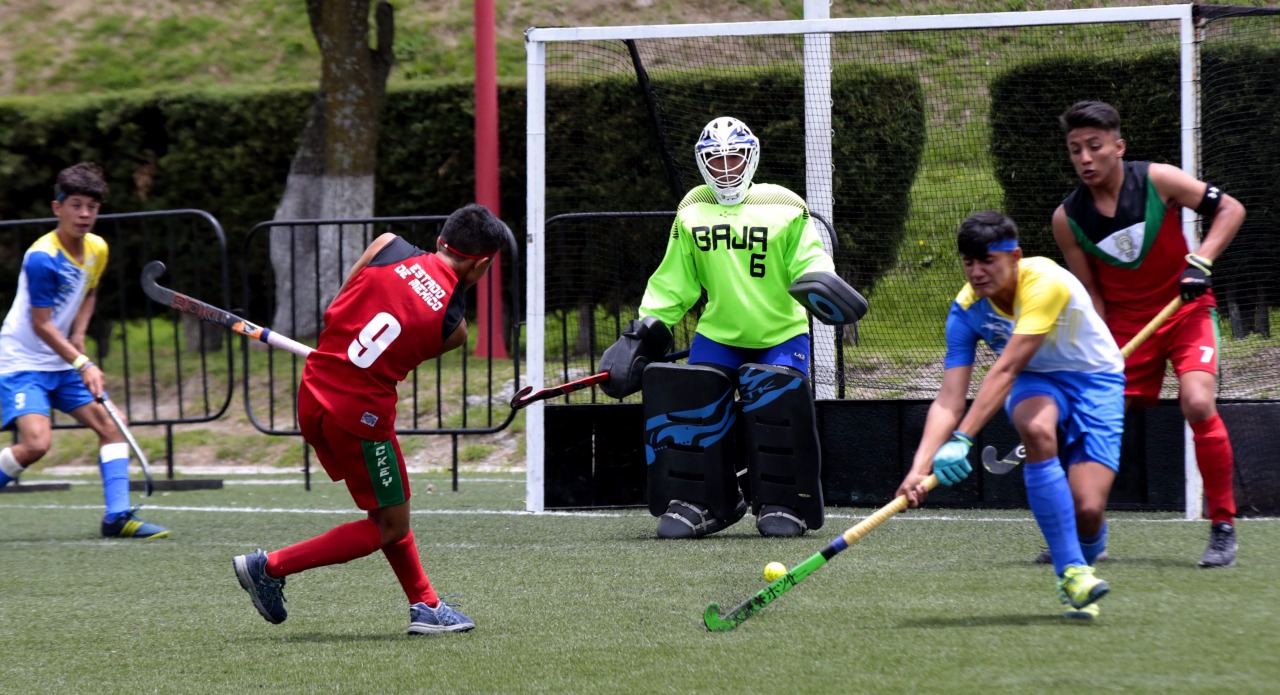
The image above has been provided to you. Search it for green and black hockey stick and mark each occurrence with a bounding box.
[703,474,939,631]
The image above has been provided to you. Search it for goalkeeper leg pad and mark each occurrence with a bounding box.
[738,363,825,532]
[642,363,742,525]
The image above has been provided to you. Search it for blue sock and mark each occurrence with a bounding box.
[0,469,13,488]
[1023,457,1085,576]
[1079,522,1108,566]
[99,443,132,518]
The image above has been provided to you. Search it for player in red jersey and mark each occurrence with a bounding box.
[1052,101,1246,568]
[233,204,508,634]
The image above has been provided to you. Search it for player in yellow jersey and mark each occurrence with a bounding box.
[896,211,1119,618]
[0,163,168,538]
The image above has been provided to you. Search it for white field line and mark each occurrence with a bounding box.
[1,502,1273,522]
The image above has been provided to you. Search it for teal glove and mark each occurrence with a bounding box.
[933,431,973,487]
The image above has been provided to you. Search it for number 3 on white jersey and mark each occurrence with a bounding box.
[348,312,402,368]
[1199,345,1216,364]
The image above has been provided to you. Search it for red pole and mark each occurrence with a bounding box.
[473,0,508,358]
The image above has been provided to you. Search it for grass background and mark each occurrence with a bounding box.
[0,2,1235,96]
[2,472,1278,694]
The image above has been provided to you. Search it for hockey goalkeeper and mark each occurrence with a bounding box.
[600,116,866,539]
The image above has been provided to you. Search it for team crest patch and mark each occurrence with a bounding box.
[360,412,379,427]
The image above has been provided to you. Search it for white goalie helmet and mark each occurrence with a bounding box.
[694,116,760,206]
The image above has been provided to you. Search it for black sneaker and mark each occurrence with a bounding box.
[1199,522,1237,568]
[1035,547,1109,564]
[656,498,747,539]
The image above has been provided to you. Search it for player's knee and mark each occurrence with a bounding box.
[19,439,52,463]
[1180,392,1217,423]
[376,517,410,546]
[1015,418,1057,455]
[1074,497,1107,529]
[370,504,411,545]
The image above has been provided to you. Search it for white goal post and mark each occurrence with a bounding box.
[524,4,1202,516]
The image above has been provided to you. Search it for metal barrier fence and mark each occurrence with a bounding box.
[241,216,523,490]
[1,210,232,486]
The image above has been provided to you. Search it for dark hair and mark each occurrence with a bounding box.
[957,210,1019,258]
[1059,100,1121,136]
[438,203,507,259]
[54,162,109,203]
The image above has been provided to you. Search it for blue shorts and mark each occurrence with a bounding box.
[0,369,96,429]
[688,333,811,377]
[1006,370,1125,472]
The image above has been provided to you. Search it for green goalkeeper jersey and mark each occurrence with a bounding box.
[639,183,835,349]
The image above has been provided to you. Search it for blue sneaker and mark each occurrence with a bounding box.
[407,600,475,635]
[101,506,170,539]
[233,550,288,624]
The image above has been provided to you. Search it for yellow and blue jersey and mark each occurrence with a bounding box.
[944,257,1123,375]
[0,231,108,373]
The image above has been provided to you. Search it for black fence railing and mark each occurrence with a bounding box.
[1,210,233,484]
[241,216,523,490]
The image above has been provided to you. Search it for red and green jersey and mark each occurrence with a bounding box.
[639,183,835,349]
[1061,160,1205,325]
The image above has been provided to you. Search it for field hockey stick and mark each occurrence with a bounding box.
[509,349,691,410]
[141,260,314,358]
[981,296,1184,474]
[97,395,154,497]
[704,474,939,631]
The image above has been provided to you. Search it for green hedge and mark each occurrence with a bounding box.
[0,69,924,320]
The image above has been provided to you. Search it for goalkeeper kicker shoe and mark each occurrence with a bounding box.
[1057,564,1109,609]
[756,504,808,538]
[101,506,170,539]
[233,550,288,624]
[656,498,747,539]
[1199,522,1237,568]
[408,600,475,635]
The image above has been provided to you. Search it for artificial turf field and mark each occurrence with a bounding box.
[1,471,1277,694]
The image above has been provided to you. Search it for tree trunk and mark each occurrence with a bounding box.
[271,0,394,337]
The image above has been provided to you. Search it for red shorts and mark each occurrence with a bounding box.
[297,385,410,510]
[1111,297,1219,408]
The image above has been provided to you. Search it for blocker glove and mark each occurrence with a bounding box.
[598,316,672,399]
[1180,253,1213,301]
[932,431,974,487]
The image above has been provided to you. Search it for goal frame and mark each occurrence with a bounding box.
[524,4,1201,515]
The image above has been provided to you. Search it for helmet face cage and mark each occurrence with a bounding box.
[694,117,760,206]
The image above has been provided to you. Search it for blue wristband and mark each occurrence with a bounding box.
[951,431,973,446]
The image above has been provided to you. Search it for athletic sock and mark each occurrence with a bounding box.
[0,447,22,488]
[382,530,439,607]
[98,443,132,517]
[1190,414,1236,524]
[266,518,382,578]
[1079,521,1108,566]
[1023,457,1086,576]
